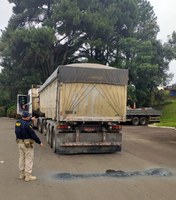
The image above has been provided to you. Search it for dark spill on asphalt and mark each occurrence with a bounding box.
[53,168,173,181]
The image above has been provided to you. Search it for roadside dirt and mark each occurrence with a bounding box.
[0,118,176,200]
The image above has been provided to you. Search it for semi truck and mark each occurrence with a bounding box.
[17,63,128,154]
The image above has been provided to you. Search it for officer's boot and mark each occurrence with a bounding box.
[19,170,25,180]
[25,173,37,182]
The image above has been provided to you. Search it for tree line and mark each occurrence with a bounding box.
[0,0,176,116]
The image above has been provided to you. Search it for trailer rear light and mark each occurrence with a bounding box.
[57,124,71,129]
[109,125,122,130]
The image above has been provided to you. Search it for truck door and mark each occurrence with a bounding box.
[17,94,28,115]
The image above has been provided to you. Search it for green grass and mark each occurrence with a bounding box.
[156,99,176,127]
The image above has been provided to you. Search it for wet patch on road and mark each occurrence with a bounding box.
[53,168,173,181]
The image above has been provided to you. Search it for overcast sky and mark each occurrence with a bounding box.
[0,0,176,84]
[0,0,13,32]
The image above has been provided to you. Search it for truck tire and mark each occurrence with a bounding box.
[38,121,43,133]
[139,116,147,125]
[42,122,47,136]
[132,116,139,125]
[52,132,57,153]
[50,128,54,148]
[46,125,51,144]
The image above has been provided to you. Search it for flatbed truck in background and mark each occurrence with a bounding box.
[126,107,161,126]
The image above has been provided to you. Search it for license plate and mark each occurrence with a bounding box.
[84,128,95,132]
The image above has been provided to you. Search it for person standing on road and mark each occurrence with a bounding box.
[15,111,44,182]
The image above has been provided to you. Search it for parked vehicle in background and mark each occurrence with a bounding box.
[126,107,161,126]
[17,63,128,154]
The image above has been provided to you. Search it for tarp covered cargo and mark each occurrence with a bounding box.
[39,63,128,122]
[39,63,128,92]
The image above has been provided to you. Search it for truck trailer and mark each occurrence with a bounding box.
[17,63,128,154]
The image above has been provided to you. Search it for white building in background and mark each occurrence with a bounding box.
[157,86,164,90]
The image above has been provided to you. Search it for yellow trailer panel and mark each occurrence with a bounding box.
[60,83,127,122]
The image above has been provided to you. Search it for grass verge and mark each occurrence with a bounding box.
[156,99,176,127]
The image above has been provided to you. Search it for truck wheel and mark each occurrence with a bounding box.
[132,116,139,125]
[50,129,54,148]
[52,133,57,153]
[139,117,147,125]
[38,121,43,133]
[42,122,47,136]
[46,126,51,144]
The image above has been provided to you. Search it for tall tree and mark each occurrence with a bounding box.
[112,0,173,106]
[0,0,175,108]
[0,27,56,98]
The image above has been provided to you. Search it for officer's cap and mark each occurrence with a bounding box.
[22,111,31,118]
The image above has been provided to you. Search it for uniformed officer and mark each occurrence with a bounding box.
[15,111,44,181]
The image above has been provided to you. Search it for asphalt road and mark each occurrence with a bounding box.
[0,117,176,200]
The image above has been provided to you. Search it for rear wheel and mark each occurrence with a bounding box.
[38,121,43,133]
[52,133,57,153]
[139,116,147,125]
[46,126,51,144]
[132,116,139,125]
[42,122,47,136]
